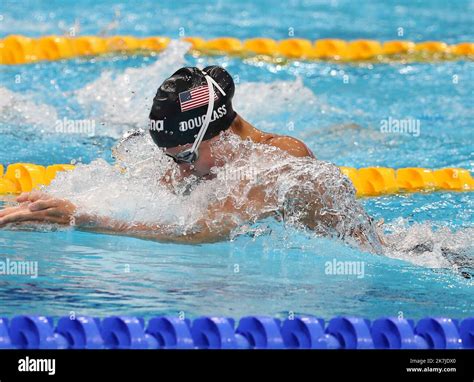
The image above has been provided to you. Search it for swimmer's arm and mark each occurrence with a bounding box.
[73,211,234,244]
[0,201,232,244]
[77,185,269,244]
[73,213,232,244]
[0,190,266,244]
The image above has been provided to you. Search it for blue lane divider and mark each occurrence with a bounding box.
[0,315,472,349]
[147,316,194,349]
[459,318,474,349]
[415,318,463,349]
[9,316,69,349]
[371,317,428,349]
[56,316,104,349]
[101,316,159,349]
[236,316,285,349]
[326,316,374,349]
[281,316,327,349]
[0,318,11,349]
[191,317,243,349]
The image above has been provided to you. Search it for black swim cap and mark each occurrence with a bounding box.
[148,66,237,148]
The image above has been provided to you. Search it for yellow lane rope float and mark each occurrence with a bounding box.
[0,164,75,194]
[0,35,473,65]
[0,163,472,197]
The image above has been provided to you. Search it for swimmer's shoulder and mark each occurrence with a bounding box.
[262,134,315,158]
[232,119,315,158]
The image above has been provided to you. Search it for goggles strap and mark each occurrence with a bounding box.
[189,70,227,154]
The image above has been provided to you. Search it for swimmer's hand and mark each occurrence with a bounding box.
[0,191,242,244]
[0,191,77,226]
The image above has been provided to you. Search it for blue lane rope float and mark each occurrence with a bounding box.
[0,315,472,349]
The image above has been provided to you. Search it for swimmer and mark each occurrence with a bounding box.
[0,66,383,252]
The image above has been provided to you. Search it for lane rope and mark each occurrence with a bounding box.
[0,163,472,196]
[0,314,472,349]
[1,35,473,65]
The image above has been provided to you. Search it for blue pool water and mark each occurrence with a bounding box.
[0,0,473,320]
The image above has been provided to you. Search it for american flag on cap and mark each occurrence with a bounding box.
[179,85,218,112]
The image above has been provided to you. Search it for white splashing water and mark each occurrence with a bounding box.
[47,132,209,229]
[46,130,383,251]
[381,218,474,272]
[233,78,344,132]
[75,41,191,138]
[0,87,58,129]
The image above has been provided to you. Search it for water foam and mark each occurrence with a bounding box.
[75,41,190,138]
[45,129,383,252]
[382,218,474,272]
[0,87,58,130]
[233,78,344,132]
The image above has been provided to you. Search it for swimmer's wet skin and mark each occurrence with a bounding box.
[0,66,383,253]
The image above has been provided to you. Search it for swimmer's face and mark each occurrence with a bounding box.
[165,139,216,177]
